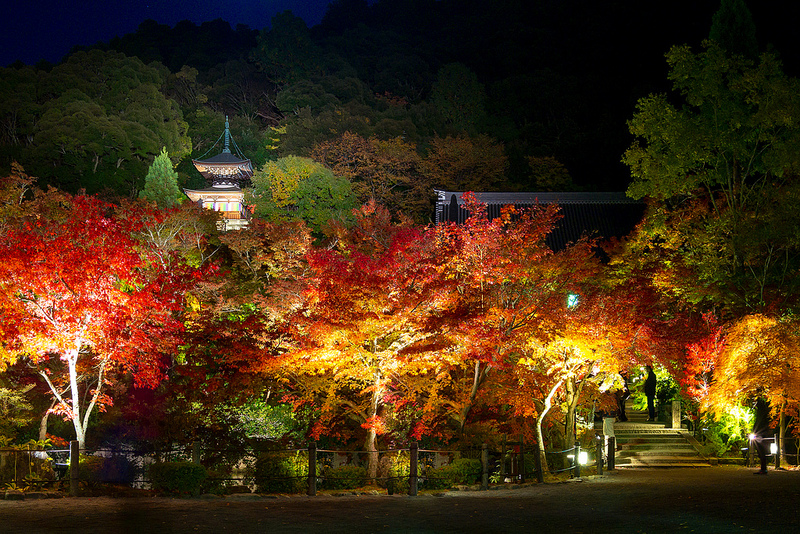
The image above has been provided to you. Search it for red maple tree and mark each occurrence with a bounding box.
[0,190,203,446]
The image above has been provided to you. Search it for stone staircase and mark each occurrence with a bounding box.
[613,399,710,468]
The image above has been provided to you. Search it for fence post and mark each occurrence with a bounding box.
[671,399,681,429]
[481,443,489,490]
[574,445,581,478]
[607,437,615,471]
[519,434,525,483]
[501,437,507,479]
[69,440,80,497]
[409,442,418,496]
[775,434,781,470]
[307,441,317,496]
[192,441,201,465]
[596,435,603,476]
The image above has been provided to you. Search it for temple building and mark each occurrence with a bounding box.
[434,190,645,252]
[184,117,253,231]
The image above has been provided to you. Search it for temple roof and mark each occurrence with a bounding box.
[434,190,645,251]
[191,116,253,186]
[184,184,244,203]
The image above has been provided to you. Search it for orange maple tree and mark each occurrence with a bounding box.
[277,201,445,477]
[426,193,568,436]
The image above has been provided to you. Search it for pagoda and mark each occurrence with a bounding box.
[184,116,253,231]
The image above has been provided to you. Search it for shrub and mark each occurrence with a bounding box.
[424,458,481,490]
[321,465,367,490]
[1,449,56,485]
[67,455,103,485]
[99,456,136,484]
[66,455,136,486]
[378,451,410,493]
[148,461,207,495]
[254,451,307,493]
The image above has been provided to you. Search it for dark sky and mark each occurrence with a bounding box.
[3,0,335,67]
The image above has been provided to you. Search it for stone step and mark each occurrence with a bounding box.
[617,434,686,447]
[612,430,710,467]
[619,449,700,457]
[617,458,711,468]
[615,434,689,440]
[614,427,676,433]
[620,443,697,451]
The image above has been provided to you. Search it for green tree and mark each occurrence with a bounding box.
[430,63,486,134]
[527,156,576,191]
[252,11,323,87]
[623,41,800,313]
[420,134,508,191]
[0,380,34,440]
[2,50,190,198]
[709,0,758,59]
[247,156,356,234]
[140,147,183,208]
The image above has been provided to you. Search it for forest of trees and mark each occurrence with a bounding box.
[2,0,800,484]
[2,0,749,208]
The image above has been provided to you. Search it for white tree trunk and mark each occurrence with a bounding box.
[536,379,564,473]
[365,369,383,480]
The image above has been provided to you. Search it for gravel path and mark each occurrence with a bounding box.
[2,466,798,533]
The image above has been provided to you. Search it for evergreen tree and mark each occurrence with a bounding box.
[709,0,758,59]
[140,147,183,209]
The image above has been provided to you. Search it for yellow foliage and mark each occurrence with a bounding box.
[702,314,800,417]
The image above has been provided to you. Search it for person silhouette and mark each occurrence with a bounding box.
[752,395,771,474]
[615,372,630,422]
[644,365,657,421]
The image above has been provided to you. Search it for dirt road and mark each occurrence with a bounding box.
[2,466,798,533]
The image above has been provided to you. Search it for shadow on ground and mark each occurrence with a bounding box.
[1,466,798,533]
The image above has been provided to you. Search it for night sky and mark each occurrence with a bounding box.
[3,0,335,67]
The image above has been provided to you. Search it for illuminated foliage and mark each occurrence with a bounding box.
[701,315,800,417]
[623,41,800,313]
[175,218,312,411]
[0,189,204,446]
[419,135,508,191]
[427,193,599,445]
[247,155,356,234]
[278,201,444,477]
[310,132,431,222]
[139,147,183,209]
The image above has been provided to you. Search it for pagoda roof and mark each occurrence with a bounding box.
[193,151,252,166]
[192,152,253,185]
[191,116,254,186]
[184,184,244,203]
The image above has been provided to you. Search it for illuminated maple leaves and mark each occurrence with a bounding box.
[0,189,206,446]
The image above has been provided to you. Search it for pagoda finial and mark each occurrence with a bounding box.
[223,116,231,153]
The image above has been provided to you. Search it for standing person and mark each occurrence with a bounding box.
[644,365,657,421]
[752,395,771,474]
[615,373,630,422]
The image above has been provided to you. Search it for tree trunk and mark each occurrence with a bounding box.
[563,378,577,470]
[365,368,383,480]
[38,400,57,442]
[458,361,489,434]
[66,351,86,448]
[37,347,107,450]
[779,400,786,458]
[536,379,564,473]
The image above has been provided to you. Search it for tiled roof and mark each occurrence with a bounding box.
[434,190,645,251]
[193,151,251,165]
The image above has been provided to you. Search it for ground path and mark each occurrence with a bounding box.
[2,466,798,533]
